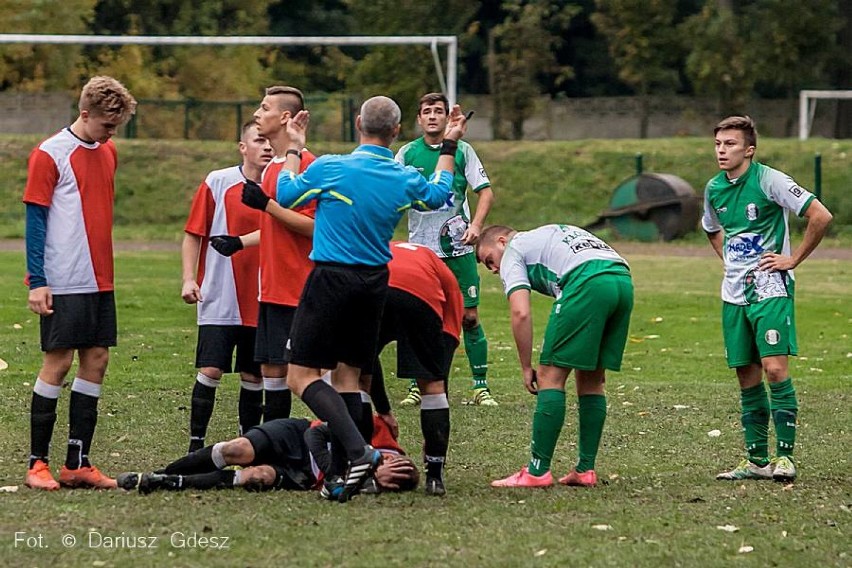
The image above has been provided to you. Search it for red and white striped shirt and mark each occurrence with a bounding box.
[185,166,262,326]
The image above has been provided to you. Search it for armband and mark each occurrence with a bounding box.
[439,139,458,156]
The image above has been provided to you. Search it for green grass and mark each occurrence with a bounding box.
[0,249,849,566]
[1,135,851,241]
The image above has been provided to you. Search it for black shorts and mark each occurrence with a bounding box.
[40,292,117,351]
[254,302,296,366]
[243,418,314,490]
[288,263,389,370]
[376,289,458,381]
[195,325,260,376]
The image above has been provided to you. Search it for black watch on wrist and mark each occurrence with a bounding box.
[286,148,302,159]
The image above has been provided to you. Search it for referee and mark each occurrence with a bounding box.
[273,96,469,502]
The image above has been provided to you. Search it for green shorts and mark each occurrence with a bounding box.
[443,253,480,308]
[722,298,797,368]
[540,272,633,372]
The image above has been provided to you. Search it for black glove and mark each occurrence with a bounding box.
[242,179,270,211]
[210,235,243,257]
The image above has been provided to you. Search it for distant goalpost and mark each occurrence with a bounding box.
[0,34,459,105]
[799,90,852,140]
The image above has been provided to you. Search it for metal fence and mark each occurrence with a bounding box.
[121,94,357,142]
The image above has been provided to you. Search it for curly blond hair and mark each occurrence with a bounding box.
[79,76,137,124]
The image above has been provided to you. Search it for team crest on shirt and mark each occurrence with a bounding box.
[746,203,759,221]
[467,286,477,299]
[765,329,780,345]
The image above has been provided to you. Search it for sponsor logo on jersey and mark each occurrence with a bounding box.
[746,203,759,221]
[715,206,728,214]
[764,329,780,345]
[725,233,765,262]
[789,185,803,198]
[569,238,614,254]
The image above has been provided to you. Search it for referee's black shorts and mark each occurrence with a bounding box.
[376,288,458,381]
[287,262,389,370]
[40,291,117,351]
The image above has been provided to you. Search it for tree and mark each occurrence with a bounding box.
[0,0,97,92]
[746,0,842,135]
[342,0,478,137]
[591,0,681,138]
[680,1,754,115]
[488,0,578,140]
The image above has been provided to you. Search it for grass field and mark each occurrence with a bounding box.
[0,246,849,567]
[1,135,851,241]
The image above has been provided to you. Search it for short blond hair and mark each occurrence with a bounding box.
[79,76,137,124]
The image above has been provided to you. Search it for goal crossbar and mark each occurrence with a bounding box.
[799,90,852,140]
[0,34,459,104]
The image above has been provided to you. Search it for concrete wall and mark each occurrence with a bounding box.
[0,93,72,135]
[459,95,842,140]
[0,91,841,140]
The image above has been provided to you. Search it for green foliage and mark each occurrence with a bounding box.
[592,0,681,92]
[681,3,754,115]
[745,0,842,96]
[0,250,849,565]
[0,0,846,128]
[591,0,682,137]
[488,0,579,140]
[342,0,479,134]
[0,0,97,91]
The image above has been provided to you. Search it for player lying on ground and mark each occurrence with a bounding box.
[116,415,418,495]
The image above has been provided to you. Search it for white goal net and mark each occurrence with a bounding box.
[799,90,852,140]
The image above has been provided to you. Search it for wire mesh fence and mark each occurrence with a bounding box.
[120,93,357,142]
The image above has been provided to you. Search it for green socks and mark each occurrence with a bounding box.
[527,388,566,475]
[769,378,798,457]
[576,394,607,473]
[740,382,771,466]
[463,323,489,389]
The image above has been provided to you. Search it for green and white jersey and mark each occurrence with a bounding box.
[500,224,629,299]
[701,161,815,306]
[395,137,490,258]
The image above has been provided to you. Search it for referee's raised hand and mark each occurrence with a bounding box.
[444,104,468,141]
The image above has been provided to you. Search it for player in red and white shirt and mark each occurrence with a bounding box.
[180,122,272,453]
[360,241,463,497]
[23,76,136,490]
[225,86,318,426]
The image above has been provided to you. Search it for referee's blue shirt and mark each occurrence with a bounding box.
[276,144,453,266]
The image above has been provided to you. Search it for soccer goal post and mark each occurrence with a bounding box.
[799,90,852,140]
[0,34,459,105]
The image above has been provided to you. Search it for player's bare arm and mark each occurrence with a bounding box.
[463,187,495,245]
[758,200,833,272]
[705,230,725,260]
[266,200,314,237]
[284,109,310,172]
[180,233,203,303]
[508,289,537,394]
